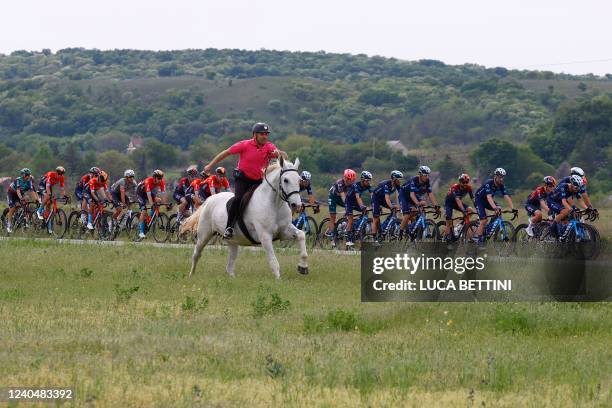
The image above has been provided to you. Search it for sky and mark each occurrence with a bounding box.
[2,0,611,75]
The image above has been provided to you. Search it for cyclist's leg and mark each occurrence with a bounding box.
[371,196,382,236]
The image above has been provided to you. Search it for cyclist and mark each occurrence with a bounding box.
[344,170,373,248]
[110,169,137,227]
[188,170,210,209]
[75,167,101,222]
[472,168,516,244]
[173,166,198,223]
[136,169,168,239]
[37,166,67,220]
[546,175,584,239]
[6,168,41,233]
[324,169,356,237]
[371,170,403,239]
[298,170,317,206]
[85,170,113,230]
[524,176,556,237]
[398,166,439,240]
[559,167,596,213]
[204,167,231,196]
[442,173,475,241]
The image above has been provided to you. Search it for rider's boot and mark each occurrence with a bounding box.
[223,227,234,240]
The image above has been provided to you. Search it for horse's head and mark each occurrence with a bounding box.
[278,156,302,210]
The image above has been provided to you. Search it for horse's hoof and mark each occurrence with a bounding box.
[297,265,309,275]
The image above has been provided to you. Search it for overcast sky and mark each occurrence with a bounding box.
[2,0,611,75]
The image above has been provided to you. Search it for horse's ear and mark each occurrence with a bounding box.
[294,157,300,169]
[279,154,285,168]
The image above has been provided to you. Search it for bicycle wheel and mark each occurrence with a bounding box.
[317,218,336,249]
[151,212,170,243]
[355,219,373,249]
[572,223,599,260]
[424,219,439,241]
[435,220,447,241]
[50,208,68,238]
[0,208,7,237]
[513,224,535,257]
[491,220,515,257]
[97,211,115,241]
[462,220,479,244]
[67,211,84,239]
[334,217,349,248]
[128,212,142,241]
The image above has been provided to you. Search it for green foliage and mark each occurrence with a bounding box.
[180,295,209,313]
[251,291,291,318]
[435,154,462,183]
[97,150,135,181]
[78,268,94,278]
[114,284,139,303]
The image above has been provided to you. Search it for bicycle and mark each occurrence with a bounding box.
[131,202,172,243]
[110,200,138,241]
[282,202,319,248]
[35,196,69,238]
[334,208,373,250]
[436,211,476,243]
[67,200,113,240]
[539,208,600,260]
[466,209,518,256]
[373,208,401,242]
[400,205,440,243]
[2,201,39,237]
[168,204,196,244]
[513,216,553,256]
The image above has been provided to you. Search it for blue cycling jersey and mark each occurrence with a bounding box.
[345,181,372,202]
[559,176,587,195]
[475,179,509,201]
[548,183,581,202]
[9,177,34,193]
[300,181,313,195]
[372,179,398,201]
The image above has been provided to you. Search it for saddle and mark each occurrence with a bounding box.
[226,184,260,244]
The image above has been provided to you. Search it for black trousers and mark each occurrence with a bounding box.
[226,175,262,229]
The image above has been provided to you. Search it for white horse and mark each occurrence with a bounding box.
[189,157,308,279]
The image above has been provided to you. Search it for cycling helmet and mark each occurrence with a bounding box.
[343,169,357,182]
[20,168,32,175]
[391,170,403,180]
[216,166,226,175]
[494,167,506,177]
[152,169,164,179]
[570,167,585,177]
[252,122,270,134]
[124,169,135,178]
[360,170,372,181]
[56,166,65,174]
[458,173,470,183]
[89,166,100,175]
[569,175,583,187]
[418,165,431,175]
[186,166,198,177]
[98,171,108,183]
[301,170,312,181]
[543,176,557,187]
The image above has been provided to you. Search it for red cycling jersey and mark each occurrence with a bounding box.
[204,175,230,193]
[88,177,108,192]
[45,171,65,188]
[142,177,165,193]
[189,178,205,193]
[446,183,473,200]
[78,174,91,188]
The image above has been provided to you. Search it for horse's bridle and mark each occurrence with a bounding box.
[264,167,300,203]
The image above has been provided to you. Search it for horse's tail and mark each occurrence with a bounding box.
[179,204,206,234]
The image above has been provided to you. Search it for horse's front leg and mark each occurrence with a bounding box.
[226,243,238,277]
[260,232,281,279]
[281,225,309,275]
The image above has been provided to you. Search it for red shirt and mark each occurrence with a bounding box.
[78,174,91,188]
[45,171,65,188]
[204,175,230,193]
[189,178,205,193]
[88,177,108,192]
[142,177,165,193]
[446,183,473,200]
[228,138,278,180]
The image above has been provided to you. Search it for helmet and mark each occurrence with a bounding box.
[569,175,583,187]
[20,168,32,176]
[200,170,209,178]
[301,170,312,181]
[98,171,108,183]
[124,169,135,178]
[89,166,100,175]
[55,166,65,174]
[391,170,403,180]
[458,173,470,183]
[152,169,164,179]
[343,169,357,182]
[494,167,506,177]
[252,122,270,134]
[543,176,556,187]
[418,165,431,175]
[360,170,372,181]
[186,166,198,177]
[570,167,585,177]
[215,166,226,175]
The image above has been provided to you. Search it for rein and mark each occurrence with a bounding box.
[264,166,300,203]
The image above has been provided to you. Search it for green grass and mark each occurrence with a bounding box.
[0,239,610,406]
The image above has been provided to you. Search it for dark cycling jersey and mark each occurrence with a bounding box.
[526,186,548,206]
[548,183,581,202]
[475,179,509,201]
[559,176,587,195]
[9,177,35,193]
[329,178,348,196]
[300,181,313,195]
[174,177,191,196]
[446,183,474,201]
[400,176,432,206]
[373,179,398,201]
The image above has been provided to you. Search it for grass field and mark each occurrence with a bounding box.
[1,239,610,407]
